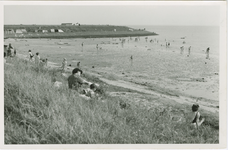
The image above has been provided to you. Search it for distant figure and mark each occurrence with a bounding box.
[145,37,148,42]
[96,44,99,53]
[96,44,99,50]
[34,52,40,67]
[190,104,205,129]
[187,46,191,57]
[28,50,34,61]
[180,46,184,54]
[81,42,84,52]
[135,38,138,42]
[77,61,80,68]
[206,47,210,59]
[61,58,67,72]
[121,40,124,48]
[130,55,133,66]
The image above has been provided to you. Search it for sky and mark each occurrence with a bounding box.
[4,3,221,26]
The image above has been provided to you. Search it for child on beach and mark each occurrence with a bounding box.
[190,104,205,129]
[77,61,80,68]
[40,58,48,67]
[82,83,100,98]
[187,46,191,57]
[28,50,34,61]
[61,58,67,72]
[34,52,40,67]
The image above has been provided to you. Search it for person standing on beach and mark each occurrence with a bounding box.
[180,46,184,54]
[206,47,210,59]
[81,42,84,52]
[28,50,34,61]
[121,40,124,48]
[187,46,191,57]
[77,61,80,68]
[34,52,40,67]
[96,44,99,51]
[61,58,67,72]
[130,55,133,66]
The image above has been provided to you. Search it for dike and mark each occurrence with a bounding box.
[4,24,158,39]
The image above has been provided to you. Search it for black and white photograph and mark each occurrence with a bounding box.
[1,1,226,148]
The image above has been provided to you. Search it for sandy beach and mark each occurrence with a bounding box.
[4,36,219,112]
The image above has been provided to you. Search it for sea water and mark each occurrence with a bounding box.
[129,25,220,56]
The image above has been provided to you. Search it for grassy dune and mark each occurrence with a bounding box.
[4,57,219,144]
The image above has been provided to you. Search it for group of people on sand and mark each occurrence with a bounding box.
[28,50,48,67]
[67,67,101,99]
[60,57,80,73]
[4,43,17,60]
[56,56,99,99]
[180,46,210,59]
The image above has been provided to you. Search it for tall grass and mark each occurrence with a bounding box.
[4,58,219,144]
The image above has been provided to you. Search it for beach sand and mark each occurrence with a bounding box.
[4,36,219,112]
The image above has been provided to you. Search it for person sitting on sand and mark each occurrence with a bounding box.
[82,83,100,98]
[191,104,205,129]
[67,68,92,92]
[61,58,67,72]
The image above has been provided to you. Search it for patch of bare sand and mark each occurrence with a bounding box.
[100,78,218,115]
